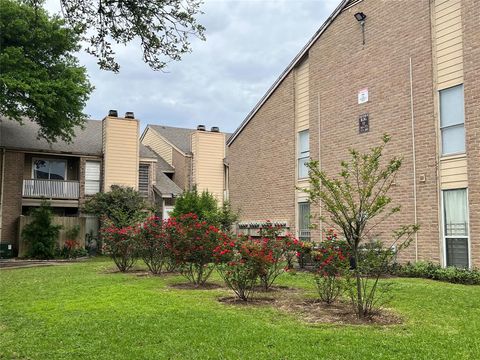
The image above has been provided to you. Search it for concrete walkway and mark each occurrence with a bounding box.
[0,258,86,270]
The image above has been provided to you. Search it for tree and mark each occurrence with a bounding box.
[305,135,418,318]
[22,200,62,259]
[83,185,150,228]
[31,0,205,72]
[0,0,93,143]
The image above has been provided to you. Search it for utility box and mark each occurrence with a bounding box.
[0,243,14,259]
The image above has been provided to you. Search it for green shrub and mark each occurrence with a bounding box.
[83,185,149,228]
[22,201,62,259]
[393,262,480,285]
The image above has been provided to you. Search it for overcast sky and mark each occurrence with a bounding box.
[46,0,338,133]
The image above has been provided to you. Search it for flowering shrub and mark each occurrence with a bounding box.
[136,216,168,274]
[312,229,350,304]
[257,222,301,290]
[214,237,272,301]
[101,220,138,272]
[165,213,228,286]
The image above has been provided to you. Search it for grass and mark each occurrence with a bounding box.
[0,258,479,360]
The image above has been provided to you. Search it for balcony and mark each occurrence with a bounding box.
[23,179,80,199]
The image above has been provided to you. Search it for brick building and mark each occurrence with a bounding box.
[227,0,479,268]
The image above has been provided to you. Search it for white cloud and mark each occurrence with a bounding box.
[46,0,337,132]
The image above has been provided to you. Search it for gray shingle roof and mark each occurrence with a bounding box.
[148,124,231,154]
[0,117,103,155]
[149,125,195,153]
[141,144,174,173]
[139,143,157,158]
[154,171,182,197]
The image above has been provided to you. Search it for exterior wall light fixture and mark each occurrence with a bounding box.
[354,12,367,45]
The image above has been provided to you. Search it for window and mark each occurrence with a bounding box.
[443,189,469,268]
[298,130,310,179]
[440,85,465,155]
[138,164,150,197]
[33,158,66,180]
[298,201,310,241]
[85,161,101,195]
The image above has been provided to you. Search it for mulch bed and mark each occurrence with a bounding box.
[168,282,224,290]
[217,285,402,326]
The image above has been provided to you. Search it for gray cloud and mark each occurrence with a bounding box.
[45,0,337,132]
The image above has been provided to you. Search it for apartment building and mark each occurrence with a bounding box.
[0,112,182,256]
[227,0,480,268]
[141,124,229,205]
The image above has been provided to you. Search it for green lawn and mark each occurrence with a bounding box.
[0,258,479,360]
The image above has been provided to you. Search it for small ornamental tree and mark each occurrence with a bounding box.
[312,229,350,304]
[22,200,62,259]
[136,216,167,274]
[101,220,138,272]
[305,135,419,318]
[165,213,227,286]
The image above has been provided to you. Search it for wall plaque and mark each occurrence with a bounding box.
[359,113,369,134]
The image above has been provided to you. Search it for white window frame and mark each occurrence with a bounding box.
[441,188,471,269]
[439,84,465,157]
[32,157,67,180]
[85,160,101,195]
[297,130,310,179]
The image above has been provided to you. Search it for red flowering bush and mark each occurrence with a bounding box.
[101,219,138,272]
[214,236,271,301]
[312,229,350,303]
[165,213,228,286]
[257,222,301,290]
[136,216,168,274]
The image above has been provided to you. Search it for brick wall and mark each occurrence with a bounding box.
[1,151,25,253]
[227,0,463,265]
[228,72,296,228]
[463,0,480,267]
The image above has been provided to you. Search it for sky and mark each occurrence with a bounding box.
[45,0,338,133]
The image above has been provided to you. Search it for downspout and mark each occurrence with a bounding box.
[317,92,323,236]
[0,148,5,246]
[409,57,419,262]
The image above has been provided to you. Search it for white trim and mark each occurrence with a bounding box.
[441,188,471,268]
[227,0,352,146]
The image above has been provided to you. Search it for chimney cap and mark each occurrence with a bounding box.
[125,111,135,119]
[197,125,206,131]
[211,126,220,132]
[108,110,118,117]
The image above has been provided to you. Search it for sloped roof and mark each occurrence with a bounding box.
[154,171,182,198]
[149,125,195,153]
[139,143,157,159]
[227,0,354,146]
[142,144,175,172]
[0,117,103,155]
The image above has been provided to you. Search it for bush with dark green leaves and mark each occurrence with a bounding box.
[83,185,149,228]
[171,188,238,232]
[22,201,62,259]
[392,261,480,285]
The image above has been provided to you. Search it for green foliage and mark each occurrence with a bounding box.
[393,261,480,285]
[171,188,238,231]
[100,220,138,272]
[29,0,205,72]
[22,200,62,259]
[306,135,419,317]
[65,225,80,240]
[83,185,149,228]
[0,0,93,143]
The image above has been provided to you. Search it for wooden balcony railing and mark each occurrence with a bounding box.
[23,179,80,199]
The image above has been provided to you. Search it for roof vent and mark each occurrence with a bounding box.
[197,125,206,131]
[211,126,220,132]
[125,111,135,119]
[108,109,118,117]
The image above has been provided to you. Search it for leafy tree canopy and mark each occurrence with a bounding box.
[0,0,93,142]
[30,0,206,72]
